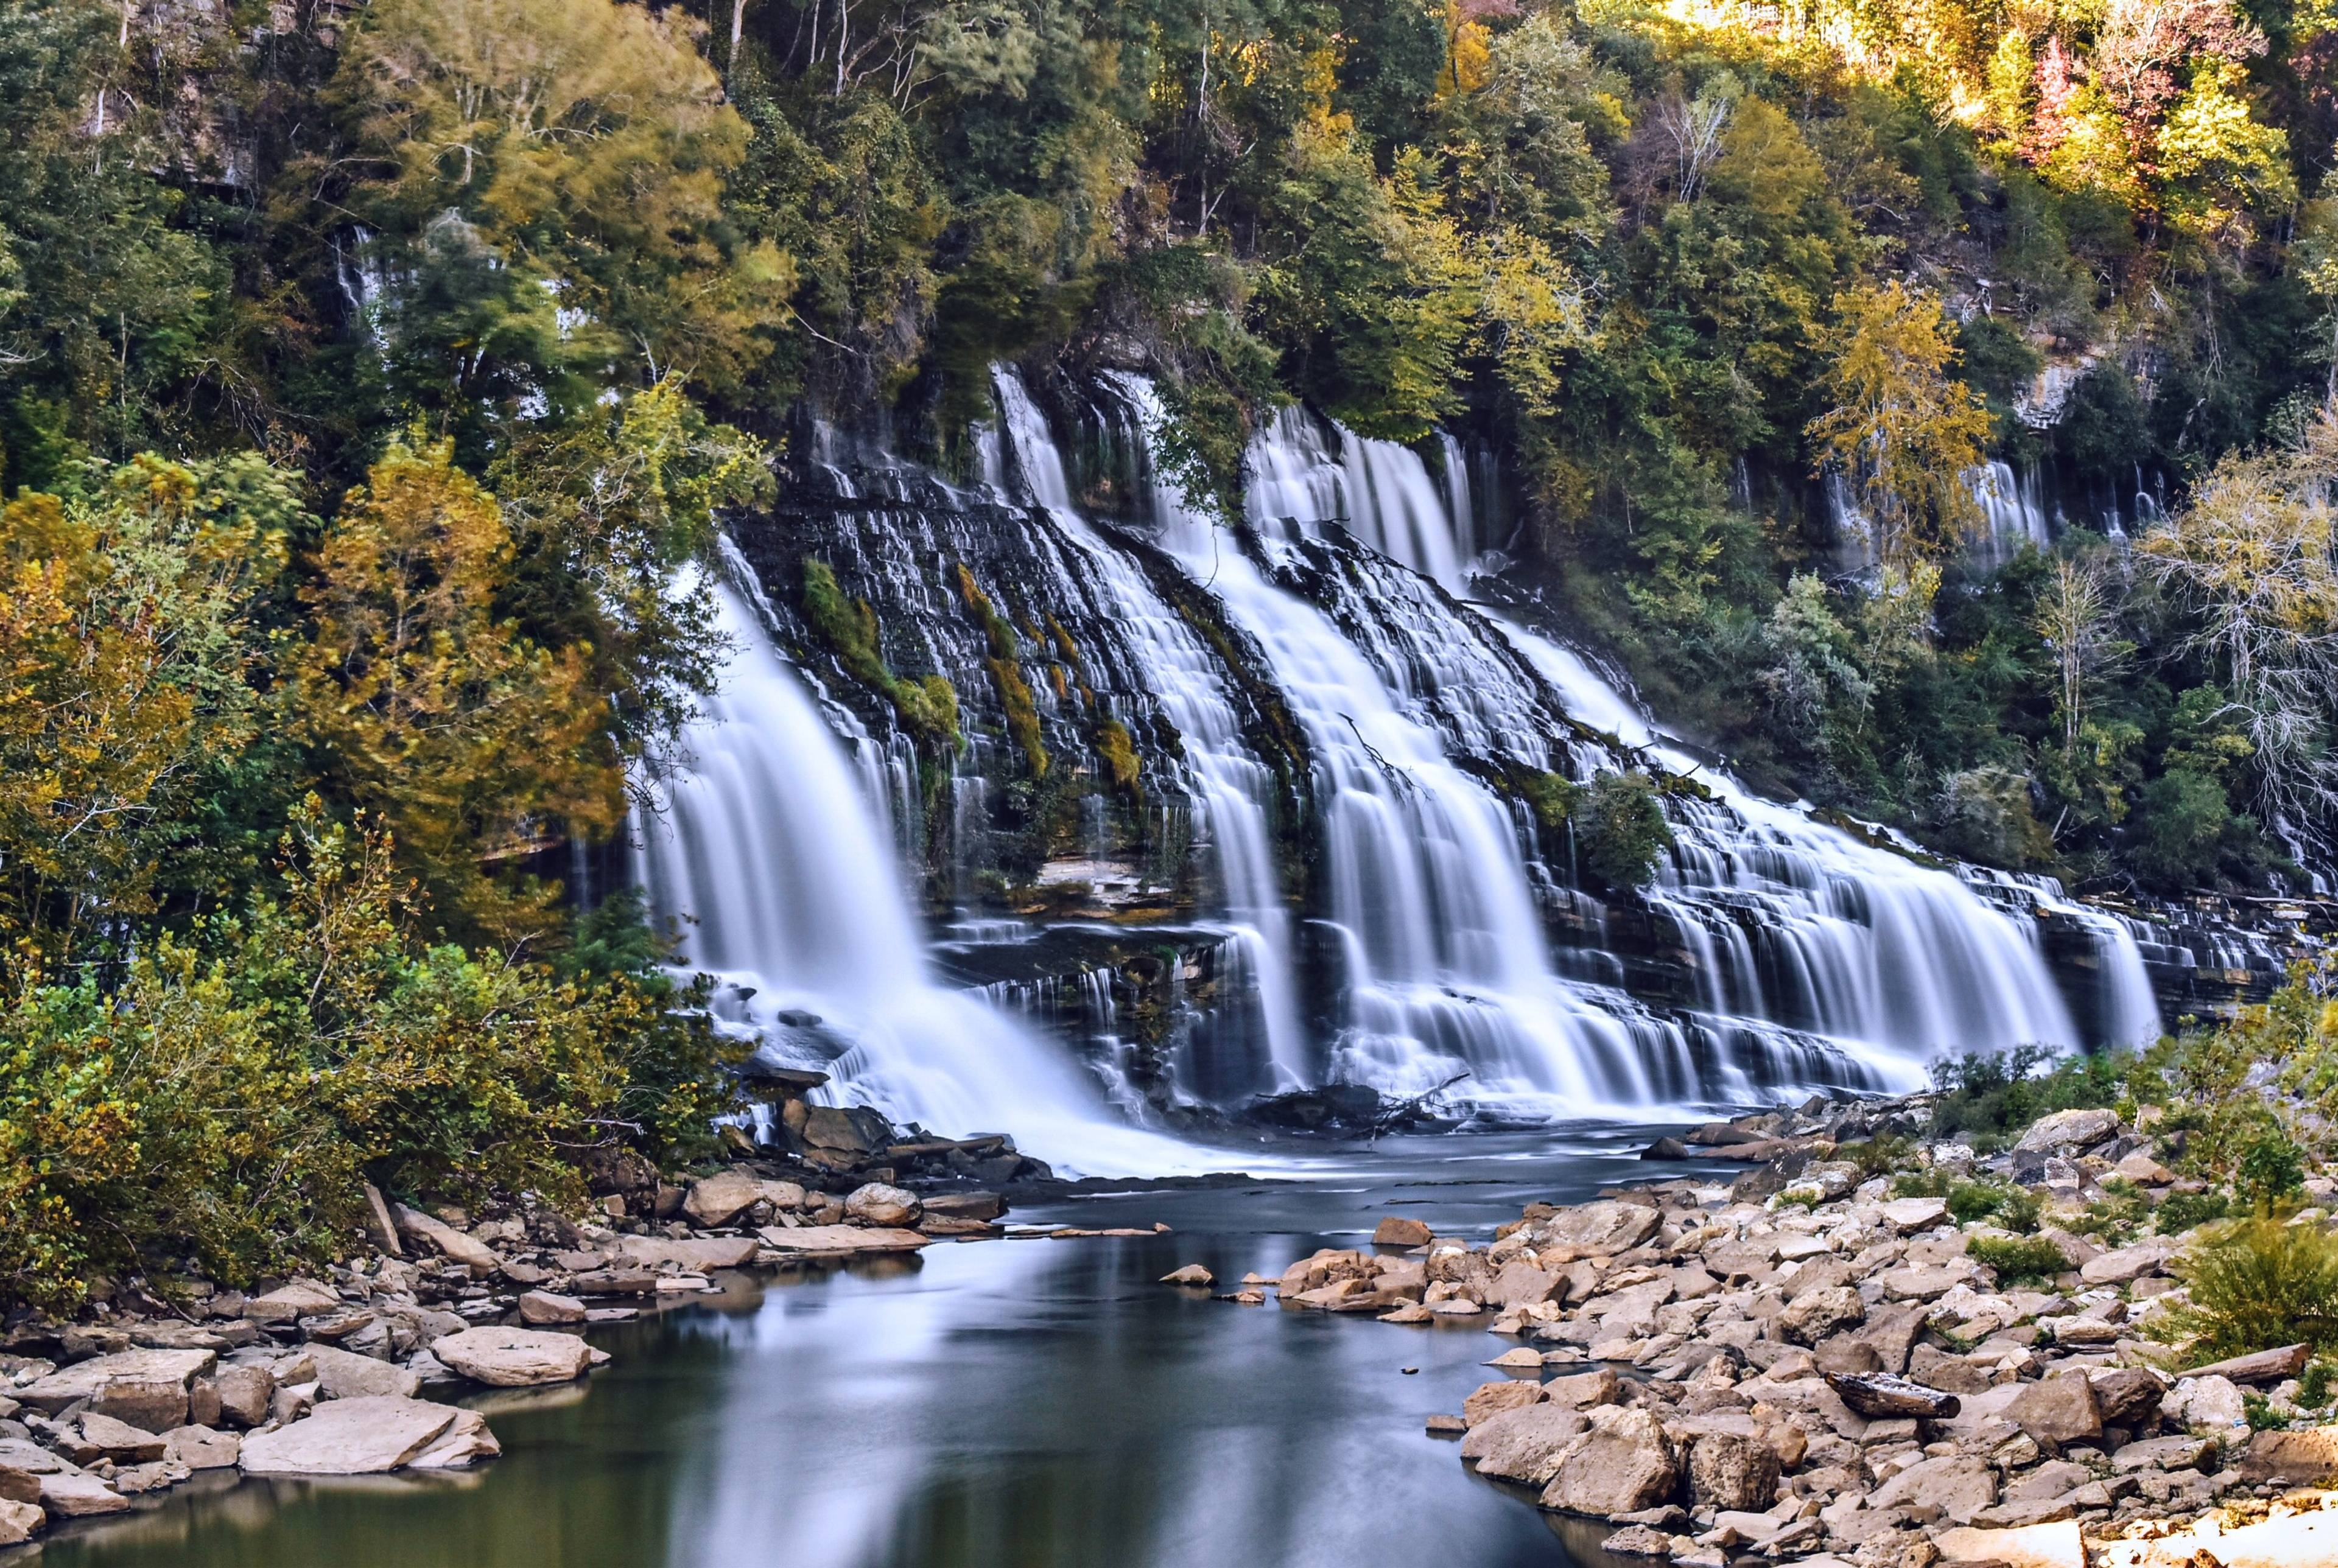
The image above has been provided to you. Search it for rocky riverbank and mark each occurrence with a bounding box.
[0,1074,1070,1550]
[1192,1091,2338,1568]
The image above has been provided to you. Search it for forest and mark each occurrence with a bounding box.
[2,0,2337,1304]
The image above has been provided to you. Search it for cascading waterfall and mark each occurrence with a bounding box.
[1243,404,1471,590]
[631,569,1247,1175]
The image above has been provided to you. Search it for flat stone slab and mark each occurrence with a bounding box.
[237,1396,455,1475]
[756,1224,930,1255]
[39,1471,129,1516]
[429,1327,594,1387]
[19,1348,217,1414]
[617,1235,762,1270]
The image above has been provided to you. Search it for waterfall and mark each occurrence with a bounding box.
[1241,405,1469,590]
[631,569,1247,1175]
[1968,461,2053,562]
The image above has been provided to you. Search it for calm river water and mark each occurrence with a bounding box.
[35,1127,1699,1568]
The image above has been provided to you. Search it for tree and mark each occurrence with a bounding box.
[1806,282,1995,568]
[2032,554,2126,749]
[294,440,623,943]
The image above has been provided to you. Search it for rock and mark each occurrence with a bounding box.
[405,1407,500,1469]
[2079,1238,2175,1286]
[1547,1368,1621,1409]
[616,1236,762,1271]
[1933,1521,2082,1568]
[843,1182,922,1228]
[1687,1430,1778,1511]
[1464,1379,1550,1427]
[2236,1425,2338,1485]
[1853,1304,1930,1375]
[2012,1108,2120,1153]
[1541,1201,1662,1256]
[2115,1435,2215,1473]
[1778,1285,1866,1346]
[212,1365,275,1427]
[1870,1455,1998,1524]
[2112,1150,2175,1184]
[308,1344,423,1401]
[1463,1404,1592,1484]
[1879,1197,1950,1233]
[754,1225,929,1255]
[392,1204,500,1272]
[2166,1373,2248,1434]
[1824,1371,1961,1419]
[237,1395,457,1474]
[2008,1370,2102,1448]
[244,1279,342,1323]
[362,1182,404,1256]
[2087,1367,2167,1428]
[680,1170,762,1228]
[38,1471,128,1517]
[1539,1405,1679,1519]
[1425,1413,1467,1435]
[1160,1264,1214,1287]
[429,1328,593,1387]
[1601,1525,1679,1556]
[801,1104,893,1154]
[1372,1216,1433,1247]
[19,1347,216,1428]
[1640,1137,1691,1160]
[922,1191,1005,1222]
[1485,1347,1545,1371]
[518,1290,588,1326]
[75,1412,166,1461]
[1485,1262,1562,1308]
[569,1267,659,1295]
[0,1499,40,1547]
[2183,1342,2311,1384]
[162,1425,240,1470]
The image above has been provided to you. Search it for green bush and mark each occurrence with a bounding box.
[2161,1220,2338,1360]
[1968,1233,2071,1284]
[1573,771,1675,890]
[2157,1188,2236,1236]
[1929,1045,2127,1139]
[1946,1178,2042,1233]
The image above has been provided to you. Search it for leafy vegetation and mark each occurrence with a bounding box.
[1968,1233,2073,1284]
[2163,1219,2338,1359]
[1928,1045,2126,1141]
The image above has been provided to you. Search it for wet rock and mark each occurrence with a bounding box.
[1687,1430,1778,1511]
[924,1191,1006,1222]
[1160,1264,1214,1287]
[1539,1405,1679,1519]
[1372,1216,1433,1247]
[429,1328,593,1387]
[844,1183,922,1227]
[1463,1404,1591,1485]
[238,1396,457,1474]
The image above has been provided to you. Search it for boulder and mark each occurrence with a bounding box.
[1879,1197,1950,1233]
[2079,1239,2175,1287]
[1485,1262,1562,1308]
[1464,1379,1550,1427]
[1869,1455,1998,1524]
[1825,1371,1961,1419]
[38,1472,128,1517]
[0,1499,40,1547]
[75,1412,166,1462]
[754,1225,929,1255]
[2008,1372,2102,1448]
[844,1183,922,1227]
[2166,1373,2248,1434]
[392,1204,500,1272]
[1372,1216,1434,1248]
[212,1364,276,1427]
[922,1191,1005,1223]
[2114,1435,2215,1474]
[2183,1343,2311,1384]
[1463,1404,1592,1485]
[617,1236,761,1271]
[237,1396,456,1474]
[681,1171,764,1228]
[308,1343,423,1401]
[2087,1367,2167,1429]
[2237,1426,2338,1486]
[1546,1368,1621,1408]
[1160,1264,1214,1287]
[1539,1405,1680,1519]
[2012,1108,2120,1153]
[405,1407,500,1469]
[21,1347,216,1430]
[1542,1201,1662,1256]
[429,1328,594,1387]
[1778,1285,1866,1346]
[243,1279,342,1322]
[801,1104,893,1155]
[1687,1430,1778,1511]
[518,1290,588,1326]
[1933,1521,2083,1568]
[162,1425,241,1470]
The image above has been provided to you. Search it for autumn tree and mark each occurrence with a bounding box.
[1806,282,1993,569]
[295,440,623,943]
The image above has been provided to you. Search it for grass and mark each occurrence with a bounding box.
[1967,1233,2072,1285]
[2161,1219,2338,1360]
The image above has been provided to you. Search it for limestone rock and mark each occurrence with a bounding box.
[162,1425,241,1470]
[1687,1430,1778,1511]
[1869,1455,1998,1524]
[1538,1405,1680,1519]
[1878,1197,1950,1234]
[2079,1238,2174,1286]
[38,1471,128,1517]
[617,1236,761,1271]
[392,1205,500,1272]
[519,1290,588,1326]
[429,1327,593,1388]
[1778,1285,1866,1346]
[1825,1371,1961,1419]
[308,1343,423,1401]
[1541,1201,1662,1256]
[680,1170,762,1227]
[405,1407,500,1469]
[755,1224,929,1255]
[1547,1368,1621,1408]
[19,1348,216,1421]
[2237,1425,2338,1485]
[1160,1264,1214,1286]
[1933,1521,2083,1568]
[1373,1216,1433,1247]
[2115,1435,2214,1474]
[1463,1404,1592,1485]
[212,1365,275,1427]
[2087,1366,2166,1429]
[75,1412,166,1461]
[2012,1108,2119,1153]
[2008,1371,2101,1447]
[237,1396,456,1474]
[0,1499,40,1547]
[843,1182,922,1227]
[2165,1373,2247,1434]
[1464,1379,1549,1427]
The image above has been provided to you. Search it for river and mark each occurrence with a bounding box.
[33,1128,1699,1568]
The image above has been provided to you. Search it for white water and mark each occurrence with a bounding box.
[1243,404,1472,590]
[632,575,1252,1175]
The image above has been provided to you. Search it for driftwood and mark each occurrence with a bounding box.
[1364,1073,1472,1141]
[2182,1344,2311,1385]
[1824,1371,1962,1419]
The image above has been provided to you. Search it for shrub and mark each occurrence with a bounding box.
[1947,1179,2042,1233]
[2161,1220,2338,1360]
[1573,771,1675,889]
[1840,1135,1913,1178]
[1968,1233,2071,1284]
[2157,1188,2236,1235]
[1929,1045,2126,1139]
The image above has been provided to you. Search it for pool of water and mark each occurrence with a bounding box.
[35,1126,1707,1568]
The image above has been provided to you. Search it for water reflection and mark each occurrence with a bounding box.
[40,1133,1670,1568]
